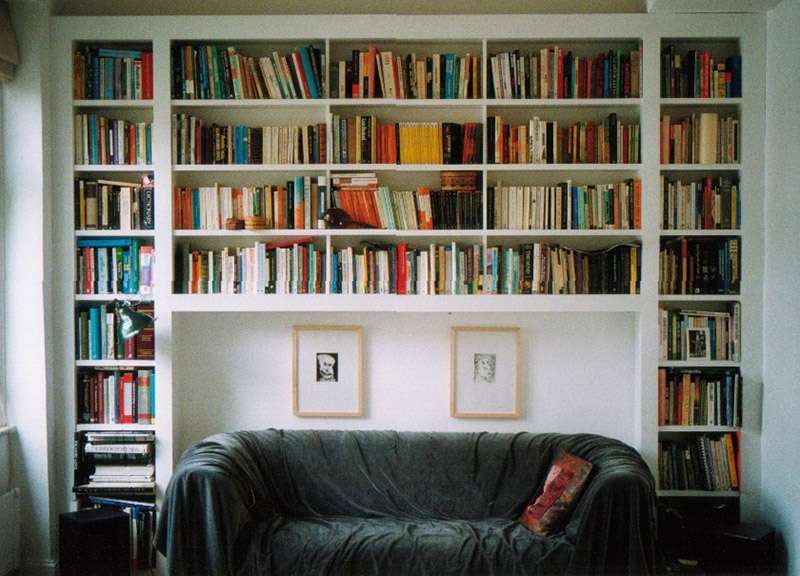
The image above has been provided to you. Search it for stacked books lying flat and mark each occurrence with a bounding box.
[88,497,156,570]
[331,48,481,99]
[78,368,155,425]
[659,305,741,361]
[74,431,155,495]
[331,173,482,230]
[661,46,741,98]
[172,114,327,165]
[171,44,324,100]
[331,241,641,295]
[73,46,153,100]
[659,237,740,294]
[661,176,740,230]
[175,239,325,295]
[487,114,640,164]
[489,46,641,99]
[75,114,152,165]
[75,239,154,296]
[658,368,742,427]
[331,116,482,164]
[660,113,740,164]
[488,178,641,230]
[75,177,154,231]
[173,176,328,230]
[659,434,740,492]
[76,303,154,361]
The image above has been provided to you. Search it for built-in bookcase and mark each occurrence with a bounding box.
[657,36,745,513]
[53,16,765,543]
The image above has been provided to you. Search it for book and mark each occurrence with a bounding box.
[74,46,153,100]
[658,304,741,361]
[74,114,152,165]
[75,239,153,295]
[659,433,739,491]
[658,368,742,426]
[660,175,740,230]
[660,112,739,164]
[661,45,741,98]
[172,114,326,165]
[659,237,740,295]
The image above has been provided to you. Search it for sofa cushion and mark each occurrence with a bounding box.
[519,452,592,535]
[242,515,575,576]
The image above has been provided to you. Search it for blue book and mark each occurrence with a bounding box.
[130,239,140,293]
[298,47,319,99]
[78,238,133,248]
[145,125,152,164]
[104,57,114,99]
[603,59,609,98]
[97,48,143,60]
[89,307,101,360]
[91,53,100,99]
[192,188,200,229]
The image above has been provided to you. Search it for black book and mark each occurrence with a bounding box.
[546,122,554,164]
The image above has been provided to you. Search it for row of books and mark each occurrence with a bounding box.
[75,177,154,231]
[171,44,324,100]
[73,47,153,100]
[331,49,481,99]
[75,239,155,296]
[171,114,327,165]
[78,368,155,425]
[74,431,155,496]
[331,116,482,165]
[659,237,740,295]
[75,303,154,361]
[658,369,741,427]
[488,47,641,99]
[74,114,152,166]
[659,434,739,492]
[661,46,742,98]
[660,113,740,164]
[486,115,640,164]
[87,497,156,570]
[659,306,741,361]
[331,242,640,295]
[173,176,329,231]
[331,173,481,230]
[487,179,641,230]
[175,240,325,295]
[660,176,740,230]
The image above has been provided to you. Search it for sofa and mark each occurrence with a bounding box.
[155,429,656,575]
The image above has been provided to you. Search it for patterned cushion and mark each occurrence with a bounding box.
[519,451,593,535]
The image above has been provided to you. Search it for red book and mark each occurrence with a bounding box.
[142,51,153,99]
[119,372,135,424]
[703,176,713,229]
[291,52,311,98]
[392,55,402,100]
[397,243,407,295]
[658,368,666,426]
[367,46,378,98]
[557,48,563,98]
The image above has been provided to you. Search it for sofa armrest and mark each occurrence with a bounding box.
[155,435,263,576]
[563,451,657,576]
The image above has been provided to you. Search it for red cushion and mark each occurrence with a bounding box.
[519,451,593,535]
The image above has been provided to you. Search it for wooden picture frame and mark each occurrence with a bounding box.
[292,325,364,417]
[450,326,522,419]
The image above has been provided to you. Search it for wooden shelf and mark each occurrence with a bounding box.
[659,425,739,433]
[75,359,156,368]
[75,230,155,238]
[660,230,741,237]
[658,490,740,498]
[74,99,153,108]
[659,360,740,368]
[170,293,644,313]
[74,164,153,172]
[76,423,156,432]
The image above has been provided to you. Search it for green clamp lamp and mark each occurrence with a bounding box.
[115,300,155,340]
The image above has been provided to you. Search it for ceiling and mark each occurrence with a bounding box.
[50,0,783,15]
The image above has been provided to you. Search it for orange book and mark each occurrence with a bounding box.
[368,46,378,98]
[119,372,135,424]
[658,368,666,426]
[633,179,642,229]
[725,433,739,489]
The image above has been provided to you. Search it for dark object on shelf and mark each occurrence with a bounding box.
[225,217,244,230]
[706,522,775,575]
[59,508,130,576]
[156,430,657,575]
[322,206,377,229]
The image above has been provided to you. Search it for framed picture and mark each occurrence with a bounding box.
[292,325,364,417]
[450,326,521,419]
[685,327,710,360]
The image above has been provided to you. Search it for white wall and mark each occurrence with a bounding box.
[174,312,637,457]
[763,0,800,573]
[2,0,56,572]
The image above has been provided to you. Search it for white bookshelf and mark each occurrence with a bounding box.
[51,13,766,527]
